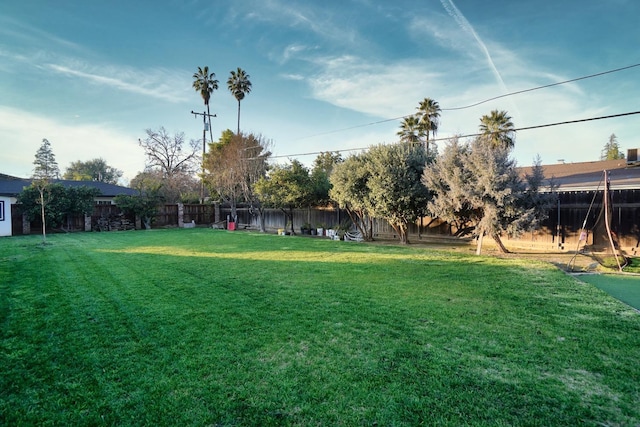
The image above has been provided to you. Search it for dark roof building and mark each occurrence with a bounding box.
[519,159,640,192]
[0,173,137,198]
[0,173,138,237]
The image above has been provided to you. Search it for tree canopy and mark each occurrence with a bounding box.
[253,160,313,234]
[18,184,100,231]
[330,142,429,244]
[63,158,123,184]
[310,151,342,207]
[330,154,374,240]
[479,110,515,149]
[365,142,430,244]
[227,68,252,134]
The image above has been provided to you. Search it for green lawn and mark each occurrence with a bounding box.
[1,229,639,426]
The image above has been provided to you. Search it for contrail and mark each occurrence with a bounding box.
[439,0,508,94]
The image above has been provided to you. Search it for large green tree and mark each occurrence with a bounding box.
[479,110,515,149]
[18,184,100,231]
[310,151,342,207]
[253,160,313,235]
[365,142,430,244]
[63,158,123,184]
[423,137,553,255]
[227,68,252,134]
[330,142,431,244]
[329,154,374,240]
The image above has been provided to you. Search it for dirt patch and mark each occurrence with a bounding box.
[371,236,609,273]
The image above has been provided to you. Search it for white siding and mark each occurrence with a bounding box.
[0,196,11,236]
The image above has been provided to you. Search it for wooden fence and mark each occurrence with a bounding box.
[11,190,640,254]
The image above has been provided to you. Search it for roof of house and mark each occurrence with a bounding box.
[518,159,640,192]
[0,174,138,198]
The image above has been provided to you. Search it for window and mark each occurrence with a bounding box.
[0,200,4,221]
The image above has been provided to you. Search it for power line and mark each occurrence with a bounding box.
[271,110,640,159]
[294,62,640,141]
[441,62,640,111]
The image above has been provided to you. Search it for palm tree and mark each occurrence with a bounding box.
[416,98,441,155]
[227,68,252,134]
[192,66,219,141]
[479,110,515,149]
[397,115,423,144]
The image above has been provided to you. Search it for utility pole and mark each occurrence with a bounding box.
[191,110,216,204]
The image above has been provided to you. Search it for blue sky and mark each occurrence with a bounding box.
[1,0,639,183]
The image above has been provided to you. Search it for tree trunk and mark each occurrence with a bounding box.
[392,222,409,244]
[40,190,47,244]
[492,233,510,254]
[237,100,241,135]
[230,199,238,223]
[476,232,484,255]
[258,207,266,233]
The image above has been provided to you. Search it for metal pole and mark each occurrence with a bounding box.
[557,197,561,248]
[201,112,206,204]
[191,110,216,204]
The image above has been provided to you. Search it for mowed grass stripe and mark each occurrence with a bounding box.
[1,229,639,425]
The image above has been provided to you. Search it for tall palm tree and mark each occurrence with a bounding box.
[227,68,252,134]
[397,115,423,144]
[192,66,219,141]
[416,98,441,155]
[479,110,515,149]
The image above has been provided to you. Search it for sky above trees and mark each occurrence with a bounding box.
[1,0,639,182]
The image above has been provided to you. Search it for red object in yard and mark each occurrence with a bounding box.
[228,222,236,231]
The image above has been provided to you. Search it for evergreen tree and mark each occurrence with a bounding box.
[423,137,553,255]
[32,138,60,180]
[600,133,625,160]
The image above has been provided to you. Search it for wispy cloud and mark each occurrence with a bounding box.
[439,0,508,94]
[0,106,145,181]
[306,55,441,118]
[0,15,188,104]
[0,15,88,56]
[45,63,189,103]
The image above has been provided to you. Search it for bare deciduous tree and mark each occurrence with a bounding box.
[138,127,200,178]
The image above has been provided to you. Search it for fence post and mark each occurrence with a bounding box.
[22,212,30,235]
[178,203,184,228]
[84,214,92,232]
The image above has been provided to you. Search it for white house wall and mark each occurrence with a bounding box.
[0,196,11,236]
